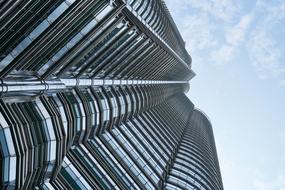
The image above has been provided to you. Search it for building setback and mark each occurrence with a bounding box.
[0,0,223,189]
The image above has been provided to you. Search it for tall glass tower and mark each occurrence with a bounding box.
[0,0,223,189]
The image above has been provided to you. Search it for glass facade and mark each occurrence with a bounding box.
[0,0,223,189]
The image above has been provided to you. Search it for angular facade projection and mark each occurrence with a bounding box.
[0,0,223,189]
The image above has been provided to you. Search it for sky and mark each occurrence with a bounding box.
[164,0,285,189]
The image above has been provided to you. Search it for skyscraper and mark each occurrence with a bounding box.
[0,0,223,189]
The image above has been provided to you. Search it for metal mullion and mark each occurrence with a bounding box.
[133,116,171,163]
[154,58,175,80]
[149,2,159,27]
[146,0,156,25]
[99,134,147,190]
[102,33,146,79]
[106,36,150,79]
[182,140,217,170]
[27,0,106,71]
[135,86,145,112]
[123,122,167,170]
[136,50,166,79]
[89,26,137,78]
[136,49,165,79]
[152,7,162,32]
[137,86,147,112]
[140,0,151,18]
[129,47,162,80]
[13,103,36,189]
[65,151,97,189]
[45,96,67,178]
[98,31,140,78]
[130,86,141,115]
[75,24,131,78]
[90,32,139,78]
[129,118,169,164]
[19,1,95,71]
[74,88,93,143]
[110,128,159,188]
[85,137,132,189]
[177,147,217,183]
[155,105,181,138]
[140,51,170,79]
[4,103,25,188]
[0,0,89,78]
[173,161,217,190]
[137,114,173,155]
[175,154,217,188]
[0,0,58,53]
[54,16,124,78]
[39,96,63,180]
[32,0,109,71]
[126,86,139,117]
[154,105,183,139]
[145,110,178,148]
[115,41,155,79]
[135,0,145,12]
[117,124,163,182]
[109,87,123,127]
[155,102,185,134]
[169,172,203,190]
[112,87,127,124]
[69,147,108,189]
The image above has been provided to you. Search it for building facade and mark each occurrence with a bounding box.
[0,0,223,189]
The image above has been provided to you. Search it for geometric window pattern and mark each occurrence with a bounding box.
[0,0,223,189]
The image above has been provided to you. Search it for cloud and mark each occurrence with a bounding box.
[246,1,285,79]
[256,0,285,23]
[226,14,253,46]
[166,0,285,81]
[178,13,218,52]
[247,29,284,78]
[253,176,285,190]
[210,45,234,65]
[210,14,253,65]
[165,0,247,65]
[174,0,240,22]
[280,80,285,87]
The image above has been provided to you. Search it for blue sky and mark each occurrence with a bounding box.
[164,0,285,189]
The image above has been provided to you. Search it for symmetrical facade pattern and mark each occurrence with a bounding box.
[0,0,223,190]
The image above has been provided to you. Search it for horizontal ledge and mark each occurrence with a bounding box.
[0,78,189,93]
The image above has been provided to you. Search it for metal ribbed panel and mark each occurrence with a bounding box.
[0,0,222,189]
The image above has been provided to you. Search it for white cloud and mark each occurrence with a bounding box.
[165,0,248,65]
[256,0,285,23]
[253,176,285,190]
[210,45,234,65]
[165,0,252,67]
[247,30,284,78]
[280,80,285,86]
[246,1,285,79]
[178,0,240,22]
[210,14,253,65]
[166,0,285,80]
[226,14,253,46]
[179,13,217,52]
